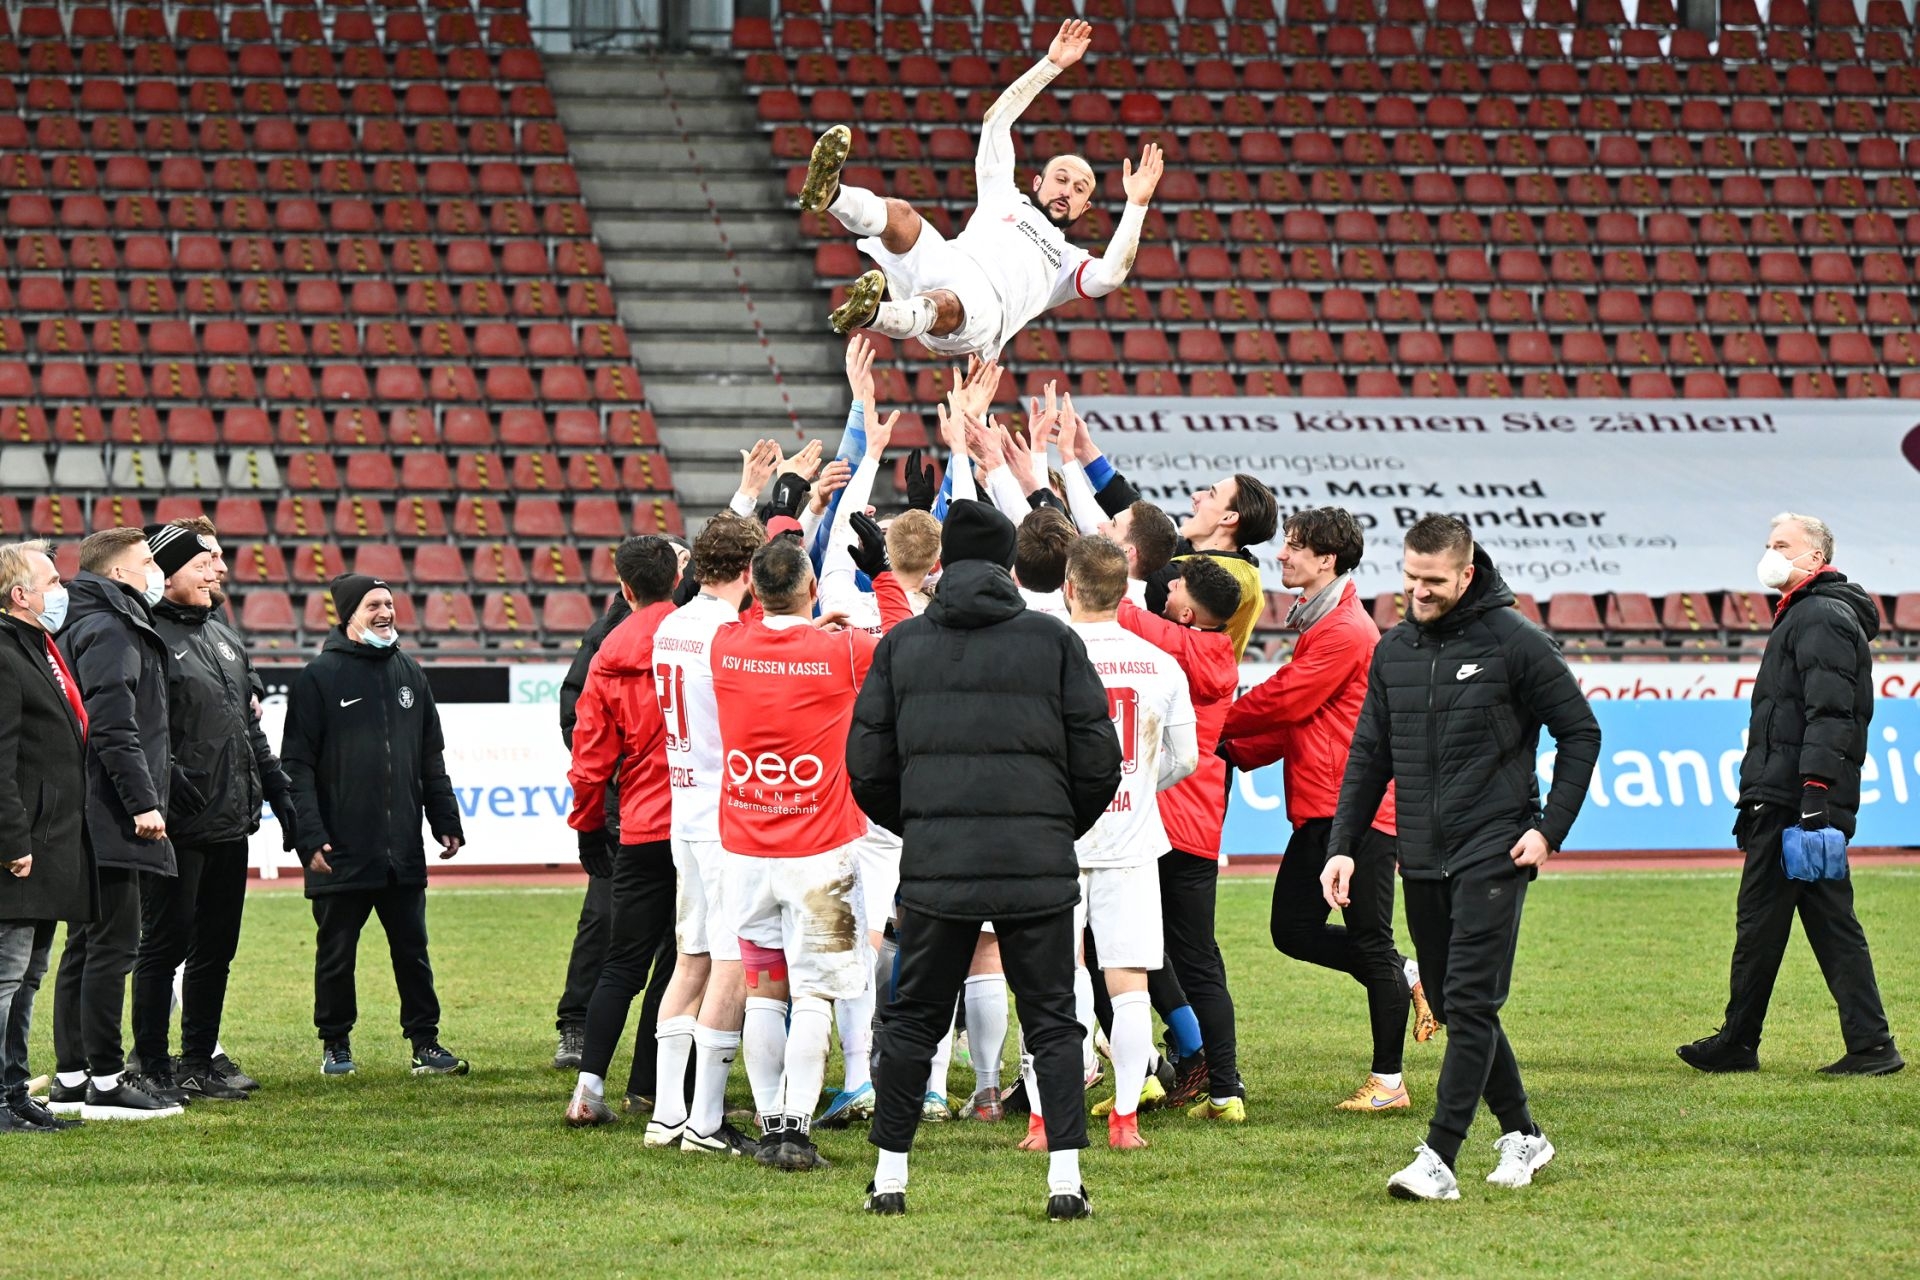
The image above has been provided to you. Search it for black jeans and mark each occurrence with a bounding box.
[555,868,614,1032]
[53,866,144,1077]
[1160,850,1239,1095]
[1724,804,1891,1053]
[0,920,54,1103]
[1402,858,1535,1167]
[312,877,440,1045]
[131,839,249,1066]
[1272,819,1410,1075]
[579,840,677,1088]
[873,906,1087,1154]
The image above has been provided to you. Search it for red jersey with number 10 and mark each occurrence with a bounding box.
[710,616,878,858]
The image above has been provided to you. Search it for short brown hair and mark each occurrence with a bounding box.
[79,526,149,575]
[1404,514,1474,565]
[169,515,219,540]
[1123,501,1178,578]
[1228,473,1279,549]
[1065,535,1128,613]
[885,509,941,576]
[1283,506,1366,576]
[692,512,765,586]
[1014,506,1076,593]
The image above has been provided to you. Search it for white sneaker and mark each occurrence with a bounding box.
[643,1118,685,1148]
[1387,1143,1460,1201]
[1487,1130,1555,1189]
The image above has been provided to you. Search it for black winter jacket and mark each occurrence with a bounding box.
[559,593,628,839]
[1738,569,1877,836]
[0,612,94,923]
[847,558,1122,921]
[1328,548,1601,878]
[151,600,296,848]
[58,571,175,875]
[280,630,463,898]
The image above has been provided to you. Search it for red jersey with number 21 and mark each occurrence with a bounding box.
[711,616,877,858]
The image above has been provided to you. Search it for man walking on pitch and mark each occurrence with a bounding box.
[1321,516,1599,1200]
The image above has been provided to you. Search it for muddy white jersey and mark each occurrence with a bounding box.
[652,593,739,842]
[1071,620,1195,869]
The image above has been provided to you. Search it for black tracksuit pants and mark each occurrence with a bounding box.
[52,866,145,1077]
[578,840,677,1089]
[1272,819,1410,1076]
[312,874,441,1045]
[555,869,613,1032]
[873,906,1087,1155]
[1402,858,1535,1167]
[1723,803,1891,1053]
[1159,849,1239,1096]
[131,839,249,1067]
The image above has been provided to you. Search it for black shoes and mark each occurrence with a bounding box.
[177,1060,250,1101]
[863,1181,907,1216]
[411,1042,471,1076]
[1677,1029,1761,1074]
[552,1026,585,1071]
[136,1065,191,1107]
[46,1079,88,1117]
[9,1096,81,1131]
[1046,1185,1093,1222]
[212,1054,260,1093]
[1818,1040,1905,1076]
[757,1129,831,1171]
[1166,1049,1211,1109]
[81,1075,184,1120]
[322,1039,357,1076]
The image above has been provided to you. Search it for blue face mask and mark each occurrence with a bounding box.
[360,627,397,649]
[35,584,68,635]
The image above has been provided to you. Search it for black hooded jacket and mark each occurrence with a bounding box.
[846,558,1122,922]
[0,611,93,923]
[58,570,175,875]
[280,629,463,898]
[1739,568,1877,836]
[1328,547,1602,878]
[150,599,295,848]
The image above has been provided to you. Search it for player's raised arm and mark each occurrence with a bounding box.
[1074,142,1164,299]
[978,19,1091,193]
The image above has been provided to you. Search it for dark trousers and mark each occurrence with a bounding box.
[52,866,144,1077]
[579,840,677,1090]
[873,906,1087,1154]
[1402,858,1534,1166]
[1272,819,1410,1075]
[130,839,249,1066]
[1724,804,1891,1053]
[1160,850,1239,1095]
[555,868,614,1032]
[0,920,54,1102]
[312,877,440,1044]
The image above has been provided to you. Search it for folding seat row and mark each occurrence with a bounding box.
[0,156,585,201]
[0,39,544,83]
[12,117,574,160]
[0,233,604,281]
[1,317,628,366]
[0,356,644,405]
[2,193,594,241]
[0,404,658,451]
[235,587,599,650]
[0,273,618,322]
[5,78,556,121]
[223,542,611,590]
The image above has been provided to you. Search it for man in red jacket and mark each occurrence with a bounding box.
[562,536,683,1128]
[1219,507,1436,1113]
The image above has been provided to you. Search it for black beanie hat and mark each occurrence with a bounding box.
[940,499,1017,569]
[143,523,212,580]
[329,573,387,624]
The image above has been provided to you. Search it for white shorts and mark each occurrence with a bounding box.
[858,223,1000,357]
[671,837,738,963]
[723,842,869,1000]
[1080,863,1163,971]
[851,825,900,935]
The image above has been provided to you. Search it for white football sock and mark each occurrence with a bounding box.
[1072,965,1097,1076]
[651,1015,696,1127]
[1375,1072,1404,1090]
[1048,1148,1081,1196]
[573,1071,605,1101]
[925,1017,954,1098]
[57,1071,87,1088]
[871,296,937,341]
[828,182,888,237]
[964,973,1009,1090]
[874,1146,910,1193]
[688,1024,740,1136]
[1109,990,1152,1118]
[743,996,790,1123]
[837,979,874,1093]
[1019,1034,1042,1119]
[781,996,834,1129]
[94,1071,123,1091]
[1404,958,1421,987]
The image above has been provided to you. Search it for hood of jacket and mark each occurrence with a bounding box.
[592,600,676,677]
[1418,545,1516,637]
[1781,568,1879,639]
[322,626,402,662]
[924,560,1027,631]
[68,569,154,630]
[152,599,212,628]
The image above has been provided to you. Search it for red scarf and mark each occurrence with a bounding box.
[1774,565,1839,620]
[43,635,87,738]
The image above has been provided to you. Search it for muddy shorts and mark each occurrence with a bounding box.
[723,841,869,1000]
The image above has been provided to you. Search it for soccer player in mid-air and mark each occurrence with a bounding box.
[798,19,1164,359]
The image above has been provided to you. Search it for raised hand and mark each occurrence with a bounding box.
[903,448,938,511]
[778,437,825,481]
[865,408,900,460]
[845,333,877,408]
[1047,18,1093,69]
[848,510,891,578]
[956,356,1001,420]
[1000,422,1041,493]
[810,458,853,514]
[1060,391,1100,465]
[1027,381,1061,456]
[966,415,1006,474]
[738,438,782,500]
[1122,141,1165,207]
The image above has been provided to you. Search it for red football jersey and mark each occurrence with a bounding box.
[710,616,877,858]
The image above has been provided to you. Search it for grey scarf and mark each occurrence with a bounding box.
[1286,572,1352,633]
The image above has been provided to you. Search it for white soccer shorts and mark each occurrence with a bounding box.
[857,224,999,356]
[671,836,738,963]
[850,825,901,933]
[723,841,870,1000]
[1080,862,1164,971]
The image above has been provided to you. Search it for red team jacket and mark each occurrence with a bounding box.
[711,617,878,858]
[567,600,677,845]
[1220,580,1397,834]
[1116,599,1239,860]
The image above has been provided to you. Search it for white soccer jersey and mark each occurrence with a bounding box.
[1071,620,1196,869]
[950,186,1093,362]
[1021,586,1068,620]
[652,592,739,842]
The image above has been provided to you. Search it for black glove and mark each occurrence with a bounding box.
[269,794,301,852]
[768,471,810,521]
[577,827,614,878]
[1144,566,1173,618]
[848,510,890,578]
[1799,782,1831,832]
[903,448,937,512]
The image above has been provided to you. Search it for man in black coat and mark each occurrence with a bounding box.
[281,574,468,1078]
[130,523,297,1102]
[847,499,1121,1221]
[1680,513,1901,1077]
[1322,515,1600,1202]
[0,540,91,1132]
[48,527,185,1120]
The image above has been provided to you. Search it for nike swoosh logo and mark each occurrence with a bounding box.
[1801,813,1821,821]
[173,649,189,659]
[1371,1096,1397,1107]
[339,698,363,707]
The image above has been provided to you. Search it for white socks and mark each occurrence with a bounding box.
[573,1071,605,1101]
[57,1071,86,1088]
[1376,1072,1404,1090]
[871,297,937,341]
[1019,1035,1042,1119]
[1072,965,1097,1076]
[652,1015,696,1128]
[829,182,888,237]
[837,978,874,1093]
[1048,1149,1081,1196]
[94,1071,123,1091]
[964,973,1009,1091]
[925,1018,954,1099]
[874,1146,910,1194]
[743,996,789,1123]
[1109,990,1152,1118]
[688,1024,740,1136]
[1404,958,1421,987]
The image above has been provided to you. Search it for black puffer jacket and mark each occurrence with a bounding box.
[151,600,296,848]
[58,571,175,875]
[1738,569,1876,836]
[280,630,463,898]
[1328,548,1601,878]
[847,558,1121,921]
[0,612,93,923]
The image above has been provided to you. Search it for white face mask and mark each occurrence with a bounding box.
[360,625,397,649]
[1757,548,1813,591]
[141,566,164,607]
[35,584,68,634]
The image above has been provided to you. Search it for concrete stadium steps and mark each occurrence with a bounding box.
[550,54,848,513]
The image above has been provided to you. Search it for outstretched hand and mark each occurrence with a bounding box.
[738,438,781,500]
[1047,18,1093,69]
[1122,142,1165,207]
[846,333,877,408]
